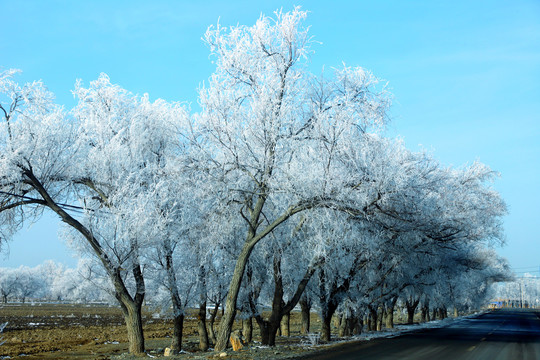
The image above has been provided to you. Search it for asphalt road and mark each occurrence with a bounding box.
[297,309,540,360]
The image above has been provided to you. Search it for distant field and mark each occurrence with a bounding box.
[0,303,181,359]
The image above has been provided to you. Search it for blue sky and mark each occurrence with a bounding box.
[1,0,539,275]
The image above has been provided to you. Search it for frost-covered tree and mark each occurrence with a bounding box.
[0,267,19,303]
[0,69,75,242]
[36,260,66,301]
[0,70,186,354]
[68,74,189,354]
[14,265,44,303]
[193,8,391,350]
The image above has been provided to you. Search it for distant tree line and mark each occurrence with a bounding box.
[0,260,111,304]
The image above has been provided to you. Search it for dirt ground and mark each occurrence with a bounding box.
[0,303,337,359]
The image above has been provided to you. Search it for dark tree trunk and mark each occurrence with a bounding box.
[197,264,209,351]
[258,254,285,346]
[406,306,415,324]
[215,242,255,351]
[440,307,447,319]
[254,251,319,347]
[354,317,363,335]
[385,297,397,329]
[320,309,333,342]
[164,238,183,354]
[300,295,311,334]
[254,315,281,346]
[320,302,338,342]
[113,260,146,356]
[171,312,184,353]
[208,302,220,346]
[368,306,378,331]
[254,317,269,345]
[317,266,341,342]
[421,300,430,323]
[198,301,209,351]
[405,297,420,325]
[339,313,361,337]
[321,314,331,342]
[242,317,253,343]
[338,312,354,337]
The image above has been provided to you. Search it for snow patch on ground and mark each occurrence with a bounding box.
[298,311,487,351]
[353,311,486,343]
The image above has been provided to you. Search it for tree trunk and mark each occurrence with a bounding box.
[364,315,370,331]
[254,317,269,345]
[164,238,183,354]
[385,297,397,329]
[197,264,209,351]
[340,314,360,337]
[320,302,338,342]
[242,317,253,343]
[338,312,352,337]
[269,321,280,345]
[368,306,378,331]
[405,297,420,325]
[254,316,280,346]
[171,312,184,353]
[215,243,255,351]
[114,257,146,356]
[453,307,458,317]
[320,311,332,342]
[420,300,430,323]
[377,307,383,331]
[281,312,290,337]
[255,250,317,347]
[198,301,209,351]
[120,299,145,355]
[208,302,220,346]
[420,306,427,322]
[406,306,415,324]
[354,317,363,335]
[300,296,311,334]
[441,307,447,319]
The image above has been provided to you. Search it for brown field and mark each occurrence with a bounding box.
[0,303,330,359]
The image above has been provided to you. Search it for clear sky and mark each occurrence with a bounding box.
[1,0,539,275]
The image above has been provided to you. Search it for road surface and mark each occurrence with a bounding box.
[296,309,540,360]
